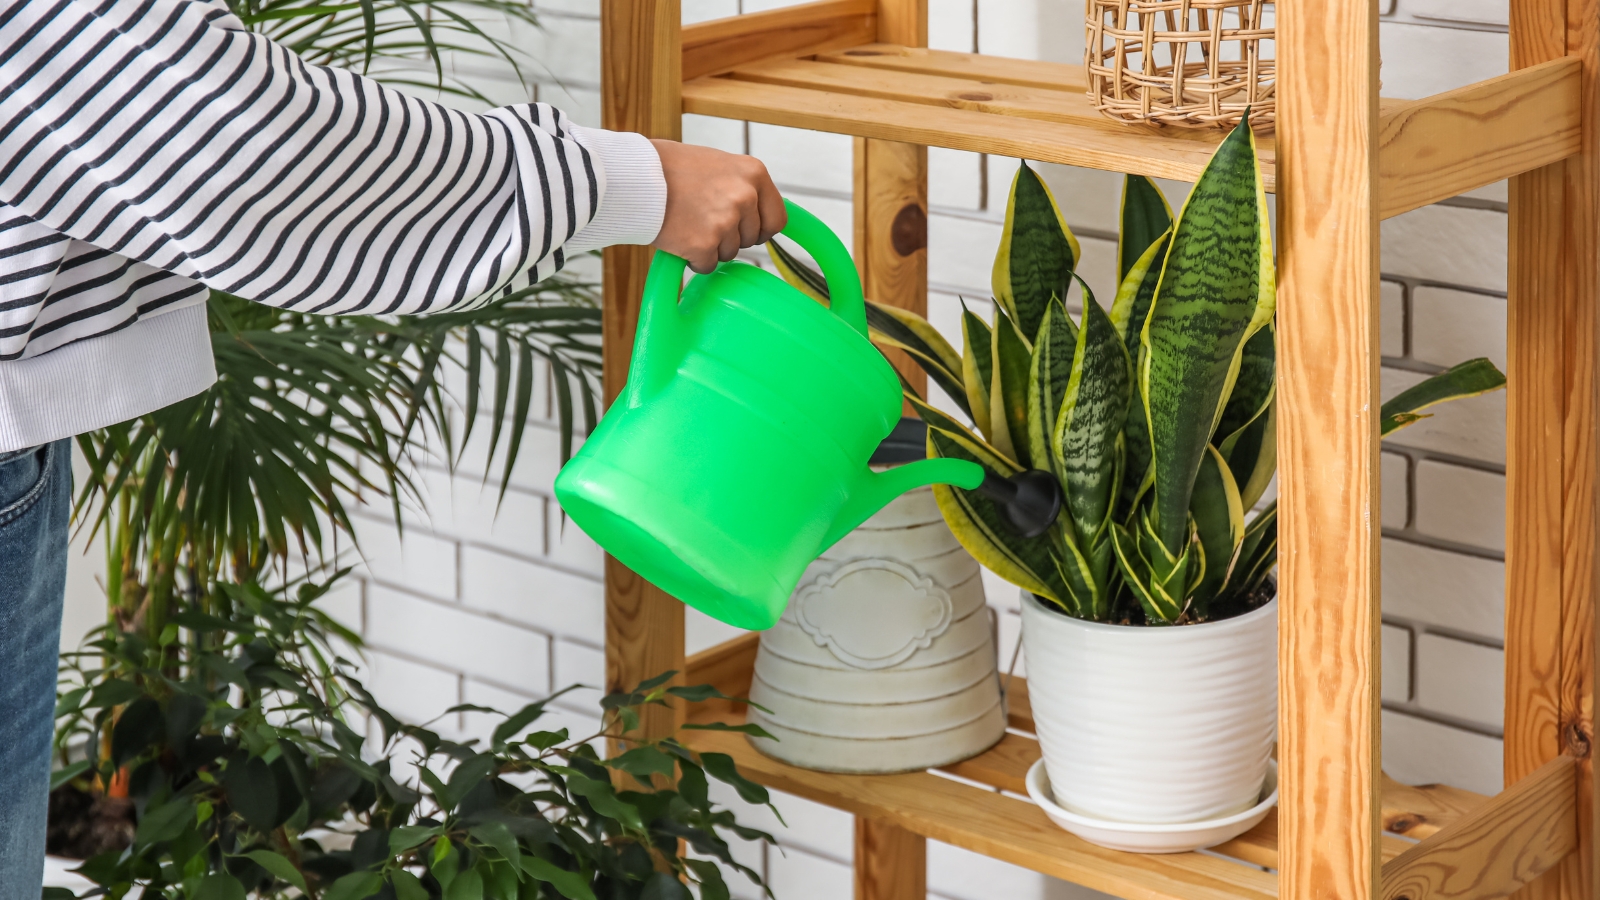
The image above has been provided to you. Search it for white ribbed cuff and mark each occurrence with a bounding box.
[568,127,667,253]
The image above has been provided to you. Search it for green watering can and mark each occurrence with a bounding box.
[553,201,1060,630]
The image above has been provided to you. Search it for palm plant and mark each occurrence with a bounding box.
[773,119,1507,625]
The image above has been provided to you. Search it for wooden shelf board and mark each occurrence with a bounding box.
[681,45,1581,219]
[683,637,1492,900]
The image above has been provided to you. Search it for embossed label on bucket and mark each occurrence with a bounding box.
[794,558,953,669]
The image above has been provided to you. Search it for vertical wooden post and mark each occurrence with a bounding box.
[1275,0,1383,896]
[853,2,928,897]
[853,0,929,398]
[855,818,925,900]
[1508,0,1599,896]
[600,0,685,747]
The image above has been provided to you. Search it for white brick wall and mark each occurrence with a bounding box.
[53,0,1518,894]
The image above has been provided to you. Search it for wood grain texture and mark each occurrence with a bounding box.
[1275,0,1383,896]
[688,48,1576,218]
[681,0,875,81]
[1377,57,1582,218]
[1557,1,1600,898]
[683,728,1277,900]
[1381,776,1492,841]
[1380,756,1578,900]
[601,0,683,751]
[854,136,927,401]
[856,818,925,900]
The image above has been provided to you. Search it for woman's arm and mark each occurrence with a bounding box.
[0,0,781,314]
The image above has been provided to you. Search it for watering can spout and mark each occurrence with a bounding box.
[822,457,985,550]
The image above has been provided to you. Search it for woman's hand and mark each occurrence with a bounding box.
[650,139,787,274]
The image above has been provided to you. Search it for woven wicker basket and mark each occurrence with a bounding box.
[1086,0,1275,130]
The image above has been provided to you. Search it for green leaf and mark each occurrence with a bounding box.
[988,307,1033,467]
[1118,175,1174,285]
[993,161,1080,339]
[1381,358,1507,435]
[1141,119,1274,554]
[471,822,521,870]
[245,850,309,894]
[765,238,831,304]
[445,869,483,900]
[194,873,247,900]
[224,755,282,832]
[685,859,732,900]
[1109,232,1170,519]
[961,306,995,441]
[444,754,498,810]
[326,872,385,900]
[392,870,429,900]
[700,752,769,806]
[42,888,75,900]
[682,721,777,740]
[133,796,193,849]
[1215,324,1276,455]
[522,857,598,900]
[1026,299,1079,482]
[492,701,551,748]
[564,775,644,830]
[923,425,1063,603]
[866,301,972,420]
[50,760,91,791]
[390,825,440,855]
[1187,445,1246,615]
[609,746,678,783]
[1054,290,1132,553]
[640,873,693,900]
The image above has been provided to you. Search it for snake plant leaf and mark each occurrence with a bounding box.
[1111,516,1189,623]
[989,307,1034,468]
[927,427,1064,603]
[765,238,831,305]
[1118,175,1174,285]
[1216,325,1276,453]
[1109,232,1169,518]
[1027,298,1079,482]
[993,162,1080,339]
[1052,533,1106,620]
[1054,290,1133,548]
[1110,523,1164,621]
[1381,357,1507,436]
[866,302,972,420]
[962,306,995,442]
[907,396,1015,470]
[1141,119,1274,553]
[1187,444,1246,616]
[1229,401,1277,512]
[1222,502,1278,604]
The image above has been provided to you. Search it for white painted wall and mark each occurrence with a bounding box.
[55,1,1515,896]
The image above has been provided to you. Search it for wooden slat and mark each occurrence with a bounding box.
[685,728,1277,900]
[1380,756,1579,900]
[856,818,924,900]
[688,50,1578,217]
[682,632,757,722]
[1376,57,1581,218]
[683,76,1238,187]
[1275,0,1383,896]
[681,0,876,81]
[1381,775,1492,840]
[601,0,684,752]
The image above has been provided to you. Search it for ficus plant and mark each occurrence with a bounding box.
[771,119,1507,625]
[51,573,777,900]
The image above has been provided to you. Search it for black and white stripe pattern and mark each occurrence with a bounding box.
[0,0,608,361]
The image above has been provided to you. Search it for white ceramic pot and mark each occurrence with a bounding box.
[746,480,1006,773]
[1020,591,1277,828]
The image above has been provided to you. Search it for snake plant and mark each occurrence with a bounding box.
[771,119,1507,625]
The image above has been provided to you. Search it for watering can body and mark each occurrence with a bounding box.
[554,202,982,631]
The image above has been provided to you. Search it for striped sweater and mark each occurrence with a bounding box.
[0,0,665,451]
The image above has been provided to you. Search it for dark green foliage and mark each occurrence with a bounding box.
[54,577,775,900]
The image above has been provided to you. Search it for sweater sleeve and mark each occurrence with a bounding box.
[0,0,665,316]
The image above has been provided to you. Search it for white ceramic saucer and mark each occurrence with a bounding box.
[1025,759,1278,854]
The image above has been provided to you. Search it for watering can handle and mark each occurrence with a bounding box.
[777,200,869,338]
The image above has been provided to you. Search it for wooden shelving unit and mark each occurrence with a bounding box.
[598,1,1599,899]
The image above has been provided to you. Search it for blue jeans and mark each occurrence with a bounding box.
[0,441,70,900]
